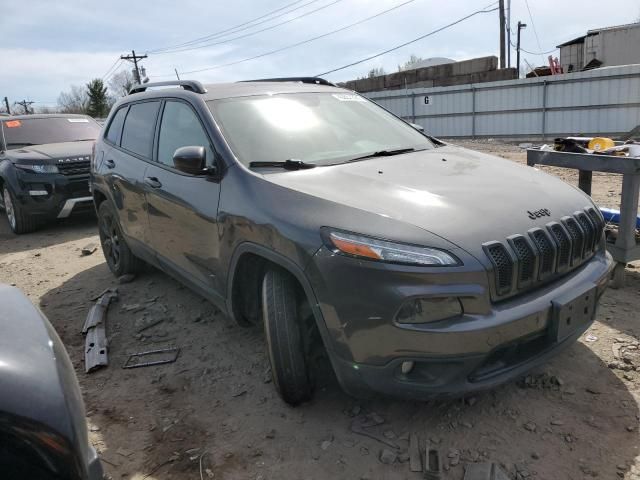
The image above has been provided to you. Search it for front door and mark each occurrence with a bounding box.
[144,100,223,298]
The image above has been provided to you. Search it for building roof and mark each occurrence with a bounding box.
[587,22,640,35]
[557,22,640,48]
[556,35,585,48]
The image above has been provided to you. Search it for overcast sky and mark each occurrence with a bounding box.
[1,0,639,108]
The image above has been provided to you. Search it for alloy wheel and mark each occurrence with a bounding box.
[99,212,121,268]
[3,188,16,230]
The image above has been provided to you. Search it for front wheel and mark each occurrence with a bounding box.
[262,268,313,406]
[2,186,38,234]
[97,201,142,277]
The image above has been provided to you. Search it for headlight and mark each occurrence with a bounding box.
[322,229,460,266]
[15,164,59,174]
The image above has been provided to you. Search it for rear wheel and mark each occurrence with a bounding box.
[2,186,38,234]
[98,201,142,277]
[262,268,314,406]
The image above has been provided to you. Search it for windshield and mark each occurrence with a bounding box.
[208,92,433,166]
[1,116,101,150]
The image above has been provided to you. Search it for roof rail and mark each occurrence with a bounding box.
[129,80,207,95]
[241,77,336,87]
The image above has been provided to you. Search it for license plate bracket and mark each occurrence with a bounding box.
[549,284,597,342]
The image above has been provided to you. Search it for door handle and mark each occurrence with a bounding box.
[105,159,116,169]
[144,176,163,189]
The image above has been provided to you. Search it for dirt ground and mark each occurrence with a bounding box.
[1,141,640,480]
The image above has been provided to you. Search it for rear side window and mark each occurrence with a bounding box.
[105,106,127,145]
[120,101,160,158]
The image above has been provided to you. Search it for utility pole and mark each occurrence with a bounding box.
[499,0,506,69]
[120,50,148,84]
[516,21,527,78]
[3,97,10,115]
[16,100,34,115]
[506,0,512,68]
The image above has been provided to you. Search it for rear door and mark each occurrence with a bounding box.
[144,99,223,299]
[106,101,160,247]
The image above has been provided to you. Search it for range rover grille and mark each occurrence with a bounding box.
[483,207,603,301]
[57,158,90,176]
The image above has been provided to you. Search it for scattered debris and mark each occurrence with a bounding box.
[379,448,397,464]
[523,421,537,432]
[409,434,422,472]
[123,347,180,369]
[519,373,563,390]
[81,244,98,256]
[351,414,399,449]
[463,462,510,480]
[135,316,166,333]
[424,442,442,479]
[118,273,136,284]
[585,334,598,342]
[83,289,118,373]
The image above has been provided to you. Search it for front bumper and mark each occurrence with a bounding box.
[12,170,93,219]
[307,247,614,400]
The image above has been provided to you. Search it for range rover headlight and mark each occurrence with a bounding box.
[15,164,59,174]
[322,229,460,266]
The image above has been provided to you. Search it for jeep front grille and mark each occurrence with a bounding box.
[483,207,603,301]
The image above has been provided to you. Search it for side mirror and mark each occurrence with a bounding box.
[409,122,424,132]
[173,146,206,175]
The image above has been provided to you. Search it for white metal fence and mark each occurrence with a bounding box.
[365,64,640,139]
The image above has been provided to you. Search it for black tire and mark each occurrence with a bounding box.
[262,268,313,405]
[97,201,142,277]
[2,186,38,234]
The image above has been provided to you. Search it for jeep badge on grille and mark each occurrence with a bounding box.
[527,208,551,220]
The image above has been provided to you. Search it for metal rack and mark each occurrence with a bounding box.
[527,148,640,287]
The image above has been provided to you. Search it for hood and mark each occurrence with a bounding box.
[5,141,93,164]
[264,145,594,256]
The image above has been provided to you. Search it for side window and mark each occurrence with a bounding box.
[157,101,215,168]
[120,101,160,158]
[105,106,127,145]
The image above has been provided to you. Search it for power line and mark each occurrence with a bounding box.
[152,0,343,55]
[102,58,123,80]
[509,39,556,55]
[316,3,499,76]
[523,0,543,57]
[167,0,420,76]
[121,50,148,84]
[147,0,317,54]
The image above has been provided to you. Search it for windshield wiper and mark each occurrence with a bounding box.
[249,159,316,170]
[72,138,96,142]
[344,147,419,163]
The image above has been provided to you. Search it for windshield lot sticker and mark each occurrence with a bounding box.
[332,93,365,102]
[68,118,89,123]
[5,120,21,128]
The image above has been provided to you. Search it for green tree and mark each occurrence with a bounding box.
[86,79,109,118]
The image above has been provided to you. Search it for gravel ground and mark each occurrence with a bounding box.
[1,141,640,480]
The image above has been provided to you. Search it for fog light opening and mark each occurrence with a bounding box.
[401,361,415,375]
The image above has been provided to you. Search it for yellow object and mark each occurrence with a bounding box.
[588,137,615,151]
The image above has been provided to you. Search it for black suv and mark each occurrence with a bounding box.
[92,79,612,405]
[0,114,101,233]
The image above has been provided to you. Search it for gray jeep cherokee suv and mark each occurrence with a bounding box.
[91,78,614,405]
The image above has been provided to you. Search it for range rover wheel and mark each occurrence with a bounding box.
[98,201,141,277]
[262,268,313,406]
[2,186,38,234]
